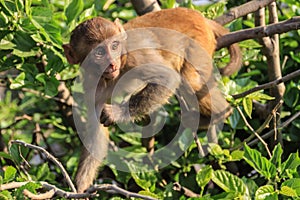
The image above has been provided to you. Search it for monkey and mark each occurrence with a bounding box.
[63,7,242,193]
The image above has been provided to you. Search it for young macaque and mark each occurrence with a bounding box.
[63,7,242,193]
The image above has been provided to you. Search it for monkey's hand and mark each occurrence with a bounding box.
[100,104,130,126]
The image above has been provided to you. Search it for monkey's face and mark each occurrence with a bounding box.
[92,39,123,80]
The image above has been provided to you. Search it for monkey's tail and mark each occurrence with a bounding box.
[76,147,102,193]
[208,19,243,76]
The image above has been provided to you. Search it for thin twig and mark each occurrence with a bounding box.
[192,131,205,158]
[10,140,77,193]
[236,107,272,157]
[173,182,200,197]
[231,100,283,151]
[248,111,300,147]
[232,69,300,99]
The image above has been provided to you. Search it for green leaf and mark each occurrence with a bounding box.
[118,132,141,146]
[36,163,50,181]
[229,108,240,129]
[0,152,13,160]
[44,76,59,97]
[284,87,299,108]
[282,178,300,196]
[3,166,17,183]
[208,143,223,157]
[65,0,84,24]
[15,182,41,199]
[249,92,274,101]
[270,143,283,168]
[281,152,300,176]
[196,165,213,188]
[243,144,276,179]
[280,186,297,197]
[32,6,52,24]
[138,190,160,199]
[242,97,253,118]
[255,185,278,200]
[212,170,247,195]
[10,72,25,89]
[12,31,36,52]
[230,150,244,160]
[0,190,13,200]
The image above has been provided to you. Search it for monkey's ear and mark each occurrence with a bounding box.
[62,44,80,64]
[114,18,127,40]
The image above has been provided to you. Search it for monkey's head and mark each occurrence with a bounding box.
[63,17,127,80]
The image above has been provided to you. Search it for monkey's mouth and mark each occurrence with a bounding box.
[103,65,120,79]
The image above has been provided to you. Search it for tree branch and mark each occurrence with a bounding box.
[0,181,158,200]
[216,16,300,50]
[214,0,275,25]
[10,140,77,193]
[232,69,300,99]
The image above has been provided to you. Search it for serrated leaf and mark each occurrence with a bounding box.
[282,178,300,196]
[196,165,213,188]
[65,0,84,24]
[3,166,17,183]
[212,170,247,195]
[255,185,277,200]
[243,144,276,179]
[243,97,253,118]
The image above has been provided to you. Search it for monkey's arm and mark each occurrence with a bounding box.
[100,83,174,126]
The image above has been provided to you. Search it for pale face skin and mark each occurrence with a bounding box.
[92,38,123,80]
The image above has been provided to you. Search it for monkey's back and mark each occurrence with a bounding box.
[123,7,216,56]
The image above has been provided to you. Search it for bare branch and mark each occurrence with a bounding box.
[216,16,300,50]
[173,182,200,198]
[1,181,157,200]
[248,111,300,146]
[23,189,55,200]
[232,69,300,99]
[10,140,77,193]
[214,0,275,25]
[236,107,271,157]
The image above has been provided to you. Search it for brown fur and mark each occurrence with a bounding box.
[63,7,242,192]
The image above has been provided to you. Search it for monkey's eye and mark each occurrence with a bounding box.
[94,47,106,58]
[111,41,120,51]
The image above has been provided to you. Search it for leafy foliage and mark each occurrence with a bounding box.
[0,0,300,199]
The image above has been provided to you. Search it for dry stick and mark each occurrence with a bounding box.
[18,181,158,200]
[232,69,300,99]
[23,189,55,200]
[236,107,272,157]
[248,111,300,147]
[231,100,283,151]
[173,182,200,198]
[214,0,275,25]
[10,140,77,193]
[216,16,300,50]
